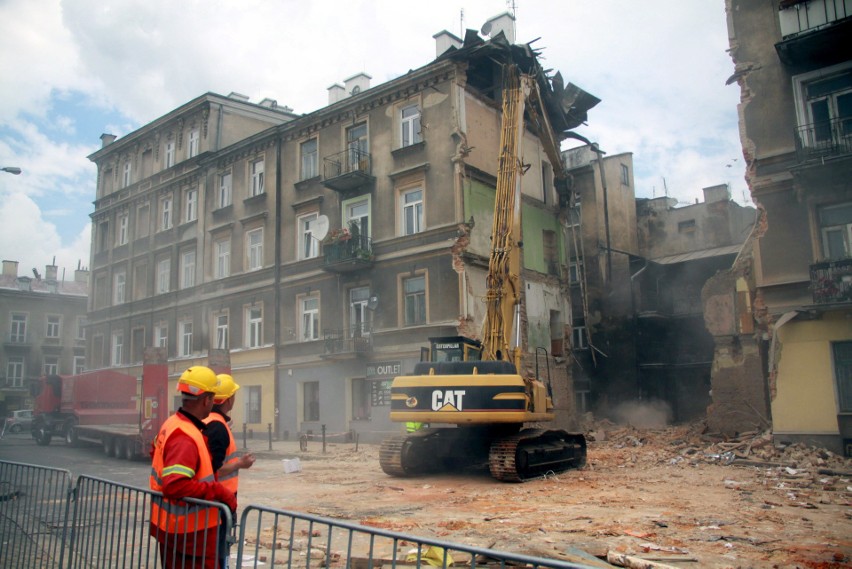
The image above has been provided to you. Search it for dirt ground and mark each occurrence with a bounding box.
[237,422,852,569]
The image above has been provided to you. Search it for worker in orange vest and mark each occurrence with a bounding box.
[150,366,236,569]
[204,373,255,568]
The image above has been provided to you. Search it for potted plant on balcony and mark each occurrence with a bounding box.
[321,226,351,247]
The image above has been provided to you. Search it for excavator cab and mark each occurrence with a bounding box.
[426,336,483,363]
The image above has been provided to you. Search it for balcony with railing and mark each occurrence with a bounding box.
[810,257,852,304]
[3,333,31,348]
[322,148,375,192]
[322,231,374,273]
[795,118,852,162]
[323,323,373,357]
[776,0,852,66]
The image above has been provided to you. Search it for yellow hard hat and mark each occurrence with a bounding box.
[214,374,240,403]
[177,366,219,397]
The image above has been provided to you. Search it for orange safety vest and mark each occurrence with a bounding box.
[150,413,220,535]
[203,411,239,493]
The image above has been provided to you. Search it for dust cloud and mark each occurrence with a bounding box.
[610,400,672,428]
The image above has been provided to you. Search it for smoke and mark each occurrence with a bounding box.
[610,400,672,428]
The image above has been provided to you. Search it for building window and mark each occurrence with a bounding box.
[73,356,85,375]
[250,158,265,197]
[215,239,231,278]
[131,327,145,363]
[156,258,170,294]
[114,270,126,304]
[188,128,200,158]
[818,202,852,259]
[246,386,261,423]
[111,331,124,366]
[298,213,319,260]
[179,320,193,357]
[541,161,552,205]
[219,172,232,208]
[180,250,196,289]
[569,260,583,285]
[347,122,368,170]
[401,103,422,147]
[122,161,132,188]
[350,286,371,336]
[345,198,370,238]
[300,295,319,341]
[164,139,175,168]
[137,203,150,238]
[160,196,173,231]
[215,313,229,350]
[403,275,426,326]
[834,341,852,412]
[117,214,129,246]
[678,219,696,234]
[300,138,318,180]
[352,378,370,420]
[46,315,61,338]
[7,357,24,388]
[794,66,852,147]
[621,163,630,186]
[246,228,263,271]
[184,188,198,223]
[10,314,26,343]
[97,220,109,252]
[572,322,588,350]
[401,188,423,235]
[43,356,59,376]
[154,323,168,348]
[304,381,319,422]
[246,306,263,348]
[76,316,87,340]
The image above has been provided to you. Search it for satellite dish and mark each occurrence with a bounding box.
[481,21,492,36]
[367,295,379,311]
[314,215,329,241]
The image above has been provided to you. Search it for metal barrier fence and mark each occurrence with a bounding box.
[2,460,599,569]
[236,505,599,569]
[0,460,71,568]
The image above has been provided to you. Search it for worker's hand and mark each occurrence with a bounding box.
[238,453,256,470]
[219,487,237,515]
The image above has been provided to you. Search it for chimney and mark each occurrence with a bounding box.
[75,268,90,284]
[327,83,345,105]
[2,260,18,277]
[228,92,250,102]
[343,73,371,97]
[703,184,730,204]
[433,30,462,57]
[45,264,58,281]
[481,12,516,44]
[259,98,277,108]
[100,133,117,148]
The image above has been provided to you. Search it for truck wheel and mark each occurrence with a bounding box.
[103,438,114,456]
[35,427,52,446]
[10,424,21,434]
[113,439,124,458]
[123,440,136,461]
[65,423,79,446]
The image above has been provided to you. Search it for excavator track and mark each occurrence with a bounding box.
[379,431,440,477]
[489,429,587,482]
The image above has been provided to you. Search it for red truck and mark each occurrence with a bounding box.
[30,348,169,460]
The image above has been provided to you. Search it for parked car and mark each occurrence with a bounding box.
[4,409,34,434]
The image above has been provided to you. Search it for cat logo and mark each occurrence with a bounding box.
[431,389,466,411]
[405,396,418,408]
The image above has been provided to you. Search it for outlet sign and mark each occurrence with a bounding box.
[366,361,401,380]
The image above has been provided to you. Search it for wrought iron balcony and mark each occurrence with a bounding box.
[322,148,374,192]
[795,118,852,162]
[810,257,852,304]
[322,233,374,273]
[323,323,372,356]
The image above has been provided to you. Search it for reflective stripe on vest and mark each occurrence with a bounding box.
[149,414,220,534]
[203,411,239,492]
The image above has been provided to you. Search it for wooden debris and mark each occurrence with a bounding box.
[606,551,685,569]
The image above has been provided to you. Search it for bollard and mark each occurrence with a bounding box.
[267,423,272,451]
[242,423,248,450]
[299,433,308,451]
[322,424,327,454]
[355,431,359,452]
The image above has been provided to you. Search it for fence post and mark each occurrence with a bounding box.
[322,424,327,454]
[242,423,248,450]
[267,423,272,451]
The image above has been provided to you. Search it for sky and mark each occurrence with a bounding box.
[0,0,747,280]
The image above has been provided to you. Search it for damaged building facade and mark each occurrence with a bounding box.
[725,0,852,454]
[84,15,599,442]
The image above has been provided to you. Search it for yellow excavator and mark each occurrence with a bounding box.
[379,63,587,482]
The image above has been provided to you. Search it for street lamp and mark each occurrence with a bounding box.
[1,167,22,175]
